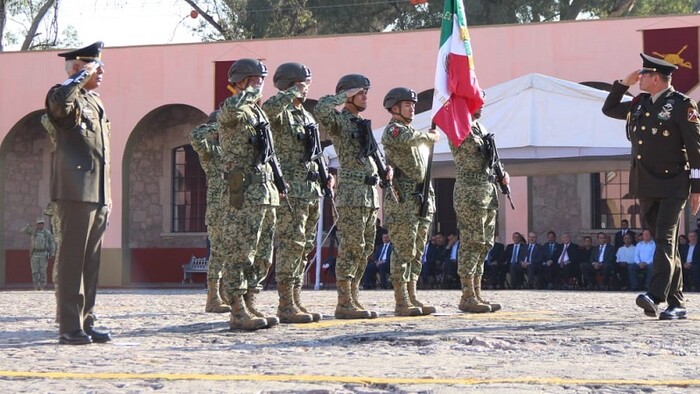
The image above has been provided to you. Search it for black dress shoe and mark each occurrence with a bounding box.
[84,327,112,343]
[59,330,92,345]
[636,294,658,317]
[659,306,687,320]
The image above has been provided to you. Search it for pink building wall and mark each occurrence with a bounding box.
[1,14,698,284]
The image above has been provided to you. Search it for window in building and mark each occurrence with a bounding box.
[172,145,206,232]
[592,170,641,229]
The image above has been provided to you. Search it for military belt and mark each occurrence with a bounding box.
[461,173,496,182]
[286,168,320,182]
[222,171,272,184]
[339,169,375,184]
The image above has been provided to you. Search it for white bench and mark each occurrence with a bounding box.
[182,255,208,284]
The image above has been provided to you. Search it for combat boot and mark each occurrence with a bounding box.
[277,284,314,324]
[459,276,491,313]
[229,294,268,331]
[350,277,378,318]
[392,281,423,316]
[293,284,322,322]
[407,280,436,315]
[244,288,279,327]
[474,275,502,312]
[335,280,372,319]
[205,279,231,313]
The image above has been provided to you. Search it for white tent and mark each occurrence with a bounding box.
[325,73,632,166]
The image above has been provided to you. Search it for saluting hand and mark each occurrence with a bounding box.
[344,88,364,98]
[83,62,100,76]
[621,70,641,86]
[691,193,700,215]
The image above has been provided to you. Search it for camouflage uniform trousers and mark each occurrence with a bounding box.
[275,196,320,286]
[50,212,62,286]
[31,252,50,288]
[414,213,433,282]
[455,182,498,278]
[336,206,378,281]
[384,198,420,283]
[206,211,225,281]
[248,204,276,291]
[222,200,277,296]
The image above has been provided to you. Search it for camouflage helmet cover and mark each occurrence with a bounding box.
[335,74,371,94]
[273,62,312,90]
[383,87,417,109]
[227,58,268,84]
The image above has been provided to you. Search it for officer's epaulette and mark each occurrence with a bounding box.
[668,89,691,102]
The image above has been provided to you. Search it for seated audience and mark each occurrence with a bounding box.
[631,228,655,291]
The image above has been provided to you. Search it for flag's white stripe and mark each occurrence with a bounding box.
[431,15,463,120]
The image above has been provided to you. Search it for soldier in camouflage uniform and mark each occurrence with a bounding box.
[263,62,326,324]
[41,115,62,321]
[190,112,230,314]
[22,219,56,290]
[381,87,439,316]
[316,74,388,319]
[218,58,280,330]
[449,105,504,313]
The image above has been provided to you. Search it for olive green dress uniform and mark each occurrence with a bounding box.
[381,120,437,283]
[603,80,700,308]
[315,92,379,318]
[449,121,500,313]
[22,222,56,290]
[217,87,279,298]
[45,61,111,336]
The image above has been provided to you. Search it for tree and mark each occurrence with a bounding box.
[0,0,79,52]
[183,0,700,41]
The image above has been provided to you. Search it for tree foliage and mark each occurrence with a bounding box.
[184,0,700,41]
[0,0,79,52]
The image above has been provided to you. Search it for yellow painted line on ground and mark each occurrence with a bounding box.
[1,370,699,387]
[294,311,556,329]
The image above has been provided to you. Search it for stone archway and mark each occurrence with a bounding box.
[0,110,52,285]
[122,104,208,284]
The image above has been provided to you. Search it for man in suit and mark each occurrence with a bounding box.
[45,42,111,345]
[614,219,636,249]
[603,54,700,320]
[680,231,700,292]
[504,232,525,288]
[544,232,580,289]
[541,231,561,289]
[510,231,543,289]
[484,238,506,289]
[364,233,393,290]
[581,232,617,290]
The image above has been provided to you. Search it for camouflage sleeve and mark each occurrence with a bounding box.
[382,123,436,148]
[217,87,262,129]
[40,114,57,148]
[679,98,700,193]
[262,87,299,120]
[48,231,56,256]
[314,93,347,136]
[190,123,215,163]
[21,224,33,236]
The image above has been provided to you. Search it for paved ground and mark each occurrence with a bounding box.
[1,287,699,393]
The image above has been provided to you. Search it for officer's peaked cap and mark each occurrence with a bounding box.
[335,74,370,94]
[383,87,417,109]
[228,58,268,84]
[58,41,104,65]
[273,62,312,91]
[640,53,677,76]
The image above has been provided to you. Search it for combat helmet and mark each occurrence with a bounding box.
[383,87,417,109]
[273,62,312,90]
[228,58,268,84]
[335,74,371,94]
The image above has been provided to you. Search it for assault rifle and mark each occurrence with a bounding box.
[303,123,333,198]
[253,121,293,212]
[482,133,515,210]
[415,143,434,218]
[350,118,396,200]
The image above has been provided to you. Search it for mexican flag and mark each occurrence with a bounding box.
[431,0,484,148]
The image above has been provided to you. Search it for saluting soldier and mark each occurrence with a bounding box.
[603,54,700,321]
[45,41,112,345]
[263,62,329,324]
[21,218,56,291]
[218,58,280,331]
[189,111,230,314]
[315,74,387,319]
[380,87,439,316]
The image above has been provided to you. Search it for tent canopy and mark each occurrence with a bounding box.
[325,73,631,166]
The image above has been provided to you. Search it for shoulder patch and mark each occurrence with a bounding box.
[390,125,400,138]
[688,107,700,123]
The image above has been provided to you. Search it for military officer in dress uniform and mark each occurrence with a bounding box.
[603,53,700,320]
[45,41,112,345]
[380,87,439,316]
